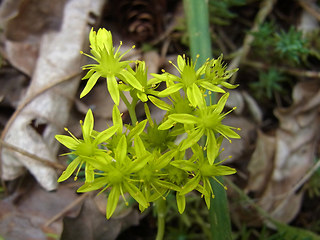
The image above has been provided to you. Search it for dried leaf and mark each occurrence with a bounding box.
[0,183,80,240]
[1,0,106,191]
[60,195,140,240]
[246,80,320,223]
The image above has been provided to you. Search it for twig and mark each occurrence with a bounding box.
[44,191,92,227]
[229,0,277,83]
[272,159,320,215]
[243,59,320,78]
[0,139,65,170]
[298,0,320,22]
[0,71,81,193]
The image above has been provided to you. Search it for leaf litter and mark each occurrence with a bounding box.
[0,0,320,239]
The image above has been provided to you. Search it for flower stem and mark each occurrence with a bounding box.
[155,198,166,240]
[120,91,138,126]
[184,0,233,239]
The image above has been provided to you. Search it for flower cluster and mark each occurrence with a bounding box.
[56,28,240,219]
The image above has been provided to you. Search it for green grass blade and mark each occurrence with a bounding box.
[183,1,232,239]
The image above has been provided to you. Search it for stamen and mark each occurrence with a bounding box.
[169,60,181,73]
[213,176,227,190]
[64,128,81,143]
[151,183,166,200]
[120,184,129,206]
[74,161,84,181]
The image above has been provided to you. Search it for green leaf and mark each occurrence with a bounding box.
[134,135,147,158]
[115,135,127,163]
[187,83,204,107]
[107,75,120,105]
[169,113,199,125]
[147,77,163,85]
[119,69,143,91]
[82,69,95,80]
[214,92,229,114]
[83,155,110,170]
[82,109,94,142]
[158,118,175,130]
[177,55,186,70]
[216,125,240,139]
[112,105,123,134]
[221,81,239,89]
[107,186,121,219]
[156,180,180,192]
[148,96,172,111]
[158,83,183,97]
[85,164,94,183]
[171,160,196,172]
[80,72,101,98]
[209,165,237,176]
[129,154,151,172]
[124,182,148,208]
[55,135,78,150]
[180,173,201,195]
[157,150,176,169]
[150,73,177,82]
[58,157,81,182]
[180,128,205,150]
[199,81,225,93]
[77,176,107,192]
[176,192,186,214]
[93,125,118,145]
[206,130,218,165]
[137,92,148,102]
[273,220,320,240]
[127,119,147,140]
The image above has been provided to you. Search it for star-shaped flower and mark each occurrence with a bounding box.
[151,55,225,107]
[77,134,150,218]
[159,93,240,164]
[171,144,236,209]
[80,28,143,105]
[55,108,118,183]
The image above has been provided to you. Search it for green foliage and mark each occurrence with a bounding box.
[235,223,320,240]
[275,26,309,65]
[305,159,320,198]
[56,28,240,219]
[208,0,246,26]
[250,21,276,55]
[251,23,310,65]
[250,68,287,100]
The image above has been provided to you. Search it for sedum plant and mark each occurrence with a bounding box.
[56,28,240,229]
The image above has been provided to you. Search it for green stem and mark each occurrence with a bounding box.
[155,198,166,240]
[120,91,138,126]
[183,0,233,239]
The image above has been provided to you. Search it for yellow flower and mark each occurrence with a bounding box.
[80,28,142,105]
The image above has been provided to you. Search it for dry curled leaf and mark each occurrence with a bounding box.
[1,0,106,191]
[0,182,80,240]
[246,80,320,223]
[60,194,140,240]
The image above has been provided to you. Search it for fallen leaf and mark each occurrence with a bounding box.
[0,0,106,191]
[246,80,320,223]
[60,194,140,240]
[0,181,80,240]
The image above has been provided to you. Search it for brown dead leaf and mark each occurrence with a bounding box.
[0,0,66,76]
[0,182,80,240]
[1,0,106,191]
[246,130,275,195]
[60,194,140,240]
[246,80,320,224]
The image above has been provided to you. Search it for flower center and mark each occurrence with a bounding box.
[181,65,197,87]
[108,168,123,184]
[76,142,95,157]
